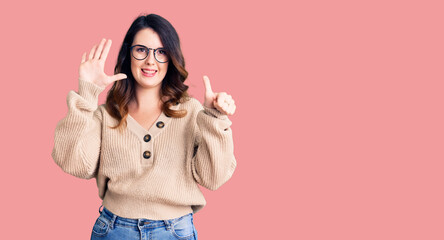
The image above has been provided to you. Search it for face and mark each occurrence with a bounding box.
[130,28,168,90]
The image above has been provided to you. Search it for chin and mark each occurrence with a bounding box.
[136,78,163,88]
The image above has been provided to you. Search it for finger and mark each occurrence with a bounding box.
[214,98,229,114]
[223,95,234,105]
[89,44,98,60]
[203,75,213,94]
[94,38,107,60]
[212,98,221,110]
[109,73,127,82]
[220,99,230,110]
[212,99,217,109]
[212,93,219,108]
[227,104,236,115]
[81,52,86,63]
[222,102,229,111]
[100,39,112,61]
[217,92,227,108]
[214,103,226,114]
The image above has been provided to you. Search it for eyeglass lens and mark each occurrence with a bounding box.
[131,46,168,63]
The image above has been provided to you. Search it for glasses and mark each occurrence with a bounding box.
[130,45,169,63]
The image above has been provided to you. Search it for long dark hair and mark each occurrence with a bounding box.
[105,14,190,131]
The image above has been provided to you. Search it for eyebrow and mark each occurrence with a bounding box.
[132,44,165,49]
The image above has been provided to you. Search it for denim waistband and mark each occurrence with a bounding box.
[98,204,193,229]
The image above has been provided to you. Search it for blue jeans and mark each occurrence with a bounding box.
[91,205,198,240]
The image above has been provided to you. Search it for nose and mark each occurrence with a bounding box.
[145,49,156,65]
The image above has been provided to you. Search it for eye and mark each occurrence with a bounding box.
[135,47,147,52]
[157,49,166,55]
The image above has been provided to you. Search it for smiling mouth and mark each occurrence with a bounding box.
[141,69,157,76]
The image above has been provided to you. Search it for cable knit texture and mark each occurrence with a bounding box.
[51,79,237,220]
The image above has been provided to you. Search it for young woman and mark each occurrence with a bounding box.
[51,14,237,240]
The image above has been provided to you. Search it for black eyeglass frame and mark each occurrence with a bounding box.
[129,44,169,63]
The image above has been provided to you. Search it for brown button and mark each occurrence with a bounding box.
[143,151,151,159]
[143,134,151,142]
[156,121,165,128]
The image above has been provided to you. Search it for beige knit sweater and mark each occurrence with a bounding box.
[51,79,237,220]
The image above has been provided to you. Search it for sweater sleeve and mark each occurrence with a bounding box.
[51,79,106,180]
[191,104,237,190]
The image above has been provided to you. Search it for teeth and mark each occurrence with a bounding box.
[142,69,156,73]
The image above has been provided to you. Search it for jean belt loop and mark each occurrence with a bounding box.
[98,204,103,214]
[109,213,117,230]
[164,220,171,230]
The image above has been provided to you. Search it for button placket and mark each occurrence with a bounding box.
[143,150,151,159]
[144,134,151,142]
[156,121,165,128]
[141,140,153,166]
[125,103,180,168]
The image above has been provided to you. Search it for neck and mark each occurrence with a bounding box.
[130,85,163,112]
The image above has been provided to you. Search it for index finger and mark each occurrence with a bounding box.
[94,38,107,60]
[203,75,213,93]
[100,39,112,61]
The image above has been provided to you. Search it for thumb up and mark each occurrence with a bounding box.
[202,75,236,116]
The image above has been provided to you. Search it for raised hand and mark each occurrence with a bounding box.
[203,75,236,116]
[79,38,127,88]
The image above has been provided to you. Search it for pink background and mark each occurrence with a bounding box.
[1,0,443,239]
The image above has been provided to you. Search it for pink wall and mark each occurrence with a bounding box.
[1,0,443,239]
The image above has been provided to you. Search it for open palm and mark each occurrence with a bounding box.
[79,38,127,88]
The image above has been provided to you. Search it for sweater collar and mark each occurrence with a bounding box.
[126,102,181,140]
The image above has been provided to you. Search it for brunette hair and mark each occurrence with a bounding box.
[105,14,190,131]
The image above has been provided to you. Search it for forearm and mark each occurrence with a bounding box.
[192,106,237,190]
